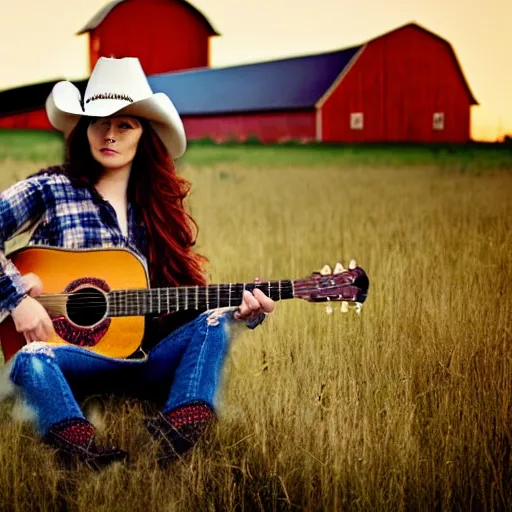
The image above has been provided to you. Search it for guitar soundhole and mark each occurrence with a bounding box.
[67,287,107,326]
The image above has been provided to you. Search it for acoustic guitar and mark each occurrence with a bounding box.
[0,246,369,361]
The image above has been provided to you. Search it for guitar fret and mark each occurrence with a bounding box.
[195,286,198,309]
[166,287,170,313]
[268,281,271,298]
[217,284,220,308]
[278,281,281,300]
[184,287,188,310]
[206,286,209,310]
[229,283,232,307]
[176,287,179,311]
[157,288,161,314]
[136,290,139,314]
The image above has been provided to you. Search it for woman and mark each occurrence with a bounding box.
[0,57,274,469]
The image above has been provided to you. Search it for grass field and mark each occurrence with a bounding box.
[0,131,511,511]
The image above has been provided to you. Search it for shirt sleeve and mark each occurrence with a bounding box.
[245,311,266,329]
[0,175,49,317]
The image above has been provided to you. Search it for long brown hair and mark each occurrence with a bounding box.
[64,116,208,287]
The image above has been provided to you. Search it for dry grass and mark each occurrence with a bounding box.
[0,154,511,511]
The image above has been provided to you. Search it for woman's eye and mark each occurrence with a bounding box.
[120,123,132,129]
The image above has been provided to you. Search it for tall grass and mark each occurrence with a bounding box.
[0,141,511,510]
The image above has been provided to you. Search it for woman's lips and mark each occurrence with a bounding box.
[100,148,118,156]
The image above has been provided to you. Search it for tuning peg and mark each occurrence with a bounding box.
[354,302,363,315]
[349,259,357,270]
[333,262,346,274]
[320,265,332,275]
[325,298,333,314]
[340,301,349,313]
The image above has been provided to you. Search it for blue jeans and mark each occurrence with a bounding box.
[9,310,233,436]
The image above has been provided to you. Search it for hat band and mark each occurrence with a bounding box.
[85,93,134,105]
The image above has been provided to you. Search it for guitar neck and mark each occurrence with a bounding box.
[107,281,295,317]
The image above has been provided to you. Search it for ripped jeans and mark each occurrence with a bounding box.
[9,310,233,436]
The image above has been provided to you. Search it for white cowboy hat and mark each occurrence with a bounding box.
[45,57,187,159]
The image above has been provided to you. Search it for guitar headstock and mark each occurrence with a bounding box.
[294,259,369,314]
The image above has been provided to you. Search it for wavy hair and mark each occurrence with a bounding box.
[63,116,208,288]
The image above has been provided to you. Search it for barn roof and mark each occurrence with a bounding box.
[77,0,220,36]
[148,46,362,115]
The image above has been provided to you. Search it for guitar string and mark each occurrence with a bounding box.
[37,285,298,301]
[37,285,330,304]
[41,290,297,308]
[37,282,298,299]
[37,283,344,312]
[43,293,353,313]
[36,281,326,301]
[38,287,305,311]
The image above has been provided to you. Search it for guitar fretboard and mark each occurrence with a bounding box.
[107,281,294,317]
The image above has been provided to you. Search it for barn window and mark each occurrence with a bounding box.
[350,113,364,130]
[433,113,445,131]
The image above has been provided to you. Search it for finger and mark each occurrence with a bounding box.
[35,324,49,342]
[236,291,260,319]
[253,288,275,313]
[40,323,53,342]
[24,331,38,344]
[244,290,261,313]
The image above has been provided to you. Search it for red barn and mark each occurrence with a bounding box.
[0,22,477,143]
[78,0,219,75]
[147,23,477,143]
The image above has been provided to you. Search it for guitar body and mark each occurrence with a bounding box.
[0,247,148,361]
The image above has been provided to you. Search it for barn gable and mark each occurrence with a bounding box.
[319,22,476,143]
[369,23,477,105]
[77,0,219,36]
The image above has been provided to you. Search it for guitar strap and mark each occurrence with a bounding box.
[4,215,44,257]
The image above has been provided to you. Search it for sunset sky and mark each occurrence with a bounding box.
[0,0,510,141]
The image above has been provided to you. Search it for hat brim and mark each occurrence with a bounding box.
[45,81,187,160]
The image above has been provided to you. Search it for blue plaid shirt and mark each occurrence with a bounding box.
[0,168,265,331]
[0,169,149,317]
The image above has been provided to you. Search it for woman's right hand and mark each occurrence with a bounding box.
[10,273,54,343]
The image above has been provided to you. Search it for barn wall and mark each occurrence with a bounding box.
[183,111,317,143]
[89,0,211,75]
[322,25,472,142]
[0,109,53,130]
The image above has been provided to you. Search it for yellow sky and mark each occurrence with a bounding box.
[0,0,510,141]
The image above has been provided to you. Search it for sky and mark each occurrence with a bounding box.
[0,0,510,141]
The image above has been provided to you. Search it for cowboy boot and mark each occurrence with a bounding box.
[42,417,128,471]
[145,401,215,464]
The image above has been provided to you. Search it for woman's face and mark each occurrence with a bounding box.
[87,116,144,171]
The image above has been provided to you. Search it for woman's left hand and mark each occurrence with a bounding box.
[234,288,275,322]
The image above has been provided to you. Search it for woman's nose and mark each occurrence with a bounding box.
[104,126,116,141]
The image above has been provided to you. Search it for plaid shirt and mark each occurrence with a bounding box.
[0,170,149,317]
[0,168,264,330]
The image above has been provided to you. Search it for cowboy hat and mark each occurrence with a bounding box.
[45,57,187,159]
